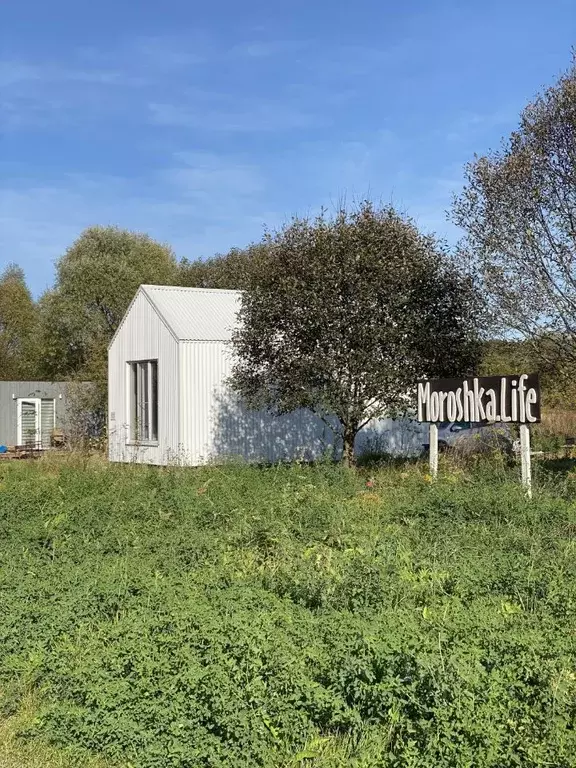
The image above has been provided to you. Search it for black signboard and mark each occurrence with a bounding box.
[417,374,541,424]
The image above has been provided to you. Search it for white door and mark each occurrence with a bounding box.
[17,398,41,447]
[40,399,56,448]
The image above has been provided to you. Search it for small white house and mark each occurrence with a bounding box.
[108,285,425,466]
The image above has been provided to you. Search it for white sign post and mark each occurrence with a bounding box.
[429,423,438,479]
[519,423,532,499]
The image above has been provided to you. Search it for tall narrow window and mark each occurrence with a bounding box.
[150,360,158,441]
[129,360,158,442]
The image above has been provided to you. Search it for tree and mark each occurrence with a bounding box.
[36,226,179,413]
[480,338,576,410]
[451,57,576,369]
[0,264,37,380]
[231,202,481,464]
[179,244,268,290]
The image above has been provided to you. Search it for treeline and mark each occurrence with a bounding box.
[1,55,574,416]
[0,232,264,385]
[0,232,260,391]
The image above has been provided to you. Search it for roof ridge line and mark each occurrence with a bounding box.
[142,284,242,295]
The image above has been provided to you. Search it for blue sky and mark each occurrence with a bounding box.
[1,0,573,297]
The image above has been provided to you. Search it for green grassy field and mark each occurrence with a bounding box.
[1,454,576,767]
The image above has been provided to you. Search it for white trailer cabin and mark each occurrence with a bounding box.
[108,285,425,466]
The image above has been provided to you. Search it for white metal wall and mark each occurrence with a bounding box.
[108,291,180,464]
[177,340,426,465]
[354,416,426,456]
[0,382,72,447]
[179,341,334,465]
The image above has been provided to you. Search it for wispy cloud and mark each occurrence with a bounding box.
[1,95,73,130]
[121,35,207,71]
[229,40,310,59]
[0,56,147,129]
[309,40,417,81]
[0,59,143,88]
[149,99,317,132]
[0,61,42,87]
[165,152,265,198]
[0,28,417,133]
[0,149,276,295]
[443,108,518,143]
[0,32,328,131]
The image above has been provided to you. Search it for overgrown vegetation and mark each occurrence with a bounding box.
[1,457,576,767]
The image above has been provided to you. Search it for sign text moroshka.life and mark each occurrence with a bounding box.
[417,374,541,425]
[416,373,540,498]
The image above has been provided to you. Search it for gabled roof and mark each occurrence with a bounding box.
[141,285,242,342]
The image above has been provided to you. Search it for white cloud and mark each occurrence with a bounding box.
[0,61,42,86]
[148,99,318,132]
[229,40,310,59]
[165,152,265,198]
[0,56,147,129]
[443,108,518,143]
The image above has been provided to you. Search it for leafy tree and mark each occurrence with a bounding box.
[179,244,267,290]
[231,202,481,463]
[479,339,533,378]
[480,338,576,409]
[452,56,576,369]
[0,264,37,380]
[36,226,179,411]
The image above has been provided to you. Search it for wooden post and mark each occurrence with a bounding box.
[429,423,438,479]
[520,423,532,499]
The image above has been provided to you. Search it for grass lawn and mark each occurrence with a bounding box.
[1,454,576,767]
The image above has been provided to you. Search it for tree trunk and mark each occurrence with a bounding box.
[342,426,357,467]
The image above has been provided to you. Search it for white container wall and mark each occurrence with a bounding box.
[108,288,179,464]
[0,381,76,448]
[179,340,333,464]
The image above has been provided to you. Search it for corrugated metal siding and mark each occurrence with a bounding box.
[179,341,335,465]
[179,342,223,464]
[0,381,71,447]
[355,417,426,456]
[108,291,179,465]
[142,285,241,341]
